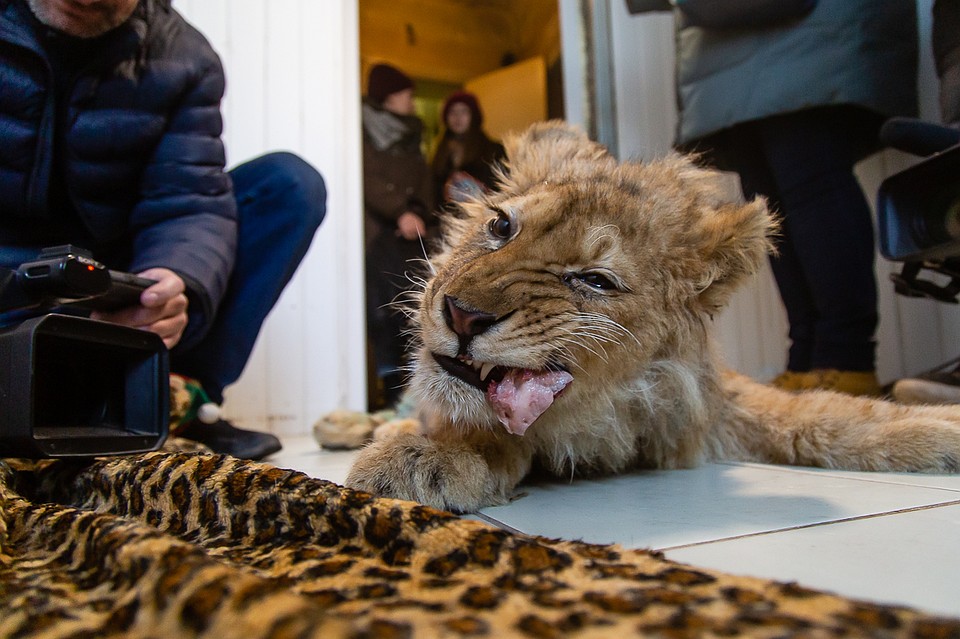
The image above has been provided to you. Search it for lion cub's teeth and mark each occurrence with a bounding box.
[479,362,495,381]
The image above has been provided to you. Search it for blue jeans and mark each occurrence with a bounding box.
[170,152,326,403]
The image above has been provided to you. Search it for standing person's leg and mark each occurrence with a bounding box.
[365,232,422,409]
[933,0,960,126]
[708,126,818,378]
[365,235,405,409]
[758,107,881,393]
[173,152,326,456]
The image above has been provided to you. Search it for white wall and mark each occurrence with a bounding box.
[173,0,957,438]
[175,0,366,435]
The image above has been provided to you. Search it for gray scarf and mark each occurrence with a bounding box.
[362,103,408,151]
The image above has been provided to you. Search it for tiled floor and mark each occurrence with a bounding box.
[268,434,960,619]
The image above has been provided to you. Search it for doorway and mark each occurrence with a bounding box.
[357,0,564,410]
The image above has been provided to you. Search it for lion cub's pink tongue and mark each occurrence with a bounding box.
[487,369,573,436]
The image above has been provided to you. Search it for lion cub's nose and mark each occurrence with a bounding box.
[443,295,497,338]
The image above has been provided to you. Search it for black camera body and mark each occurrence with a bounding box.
[879,143,960,264]
[0,246,168,458]
[877,118,960,304]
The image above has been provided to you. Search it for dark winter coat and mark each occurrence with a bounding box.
[361,100,434,244]
[0,0,235,345]
[361,99,435,372]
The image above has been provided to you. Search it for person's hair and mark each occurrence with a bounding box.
[441,91,483,129]
[431,92,493,176]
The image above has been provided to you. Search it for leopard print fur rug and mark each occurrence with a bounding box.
[2,452,958,638]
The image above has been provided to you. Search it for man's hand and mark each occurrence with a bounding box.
[397,211,426,241]
[90,267,189,349]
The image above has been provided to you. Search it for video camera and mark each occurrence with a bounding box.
[0,245,169,458]
[877,118,960,302]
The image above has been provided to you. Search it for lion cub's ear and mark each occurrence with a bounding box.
[500,120,614,192]
[678,163,777,313]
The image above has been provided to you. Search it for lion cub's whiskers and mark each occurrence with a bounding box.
[553,338,598,371]
[380,268,429,325]
[554,313,639,362]
[406,258,435,282]
[414,235,436,276]
[387,291,422,320]
[555,336,608,370]
[404,270,430,291]
[577,313,640,347]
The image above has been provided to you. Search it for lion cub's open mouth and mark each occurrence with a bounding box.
[432,353,573,436]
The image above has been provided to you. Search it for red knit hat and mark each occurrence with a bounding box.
[367,64,415,104]
[442,91,483,128]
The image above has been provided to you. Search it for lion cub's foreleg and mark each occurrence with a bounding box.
[345,423,533,513]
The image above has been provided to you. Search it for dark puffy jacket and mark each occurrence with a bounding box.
[0,0,236,345]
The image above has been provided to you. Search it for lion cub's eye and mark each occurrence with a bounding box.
[579,273,617,290]
[488,210,513,240]
[562,271,620,292]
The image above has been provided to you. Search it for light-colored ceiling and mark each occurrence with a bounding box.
[359,0,559,88]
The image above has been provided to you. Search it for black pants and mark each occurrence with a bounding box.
[365,226,426,406]
[704,106,881,373]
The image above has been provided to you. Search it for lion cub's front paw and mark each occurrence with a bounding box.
[345,434,506,513]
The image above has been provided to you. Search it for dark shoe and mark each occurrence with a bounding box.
[177,419,282,460]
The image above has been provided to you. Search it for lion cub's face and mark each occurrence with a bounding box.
[409,122,773,434]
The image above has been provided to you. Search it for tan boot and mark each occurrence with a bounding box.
[810,369,883,397]
[770,370,819,391]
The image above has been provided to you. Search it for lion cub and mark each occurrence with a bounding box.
[345,121,960,513]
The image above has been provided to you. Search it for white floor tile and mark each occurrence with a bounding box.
[476,463,960,550]
[665,503,960,618]
[735,462,960,492]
